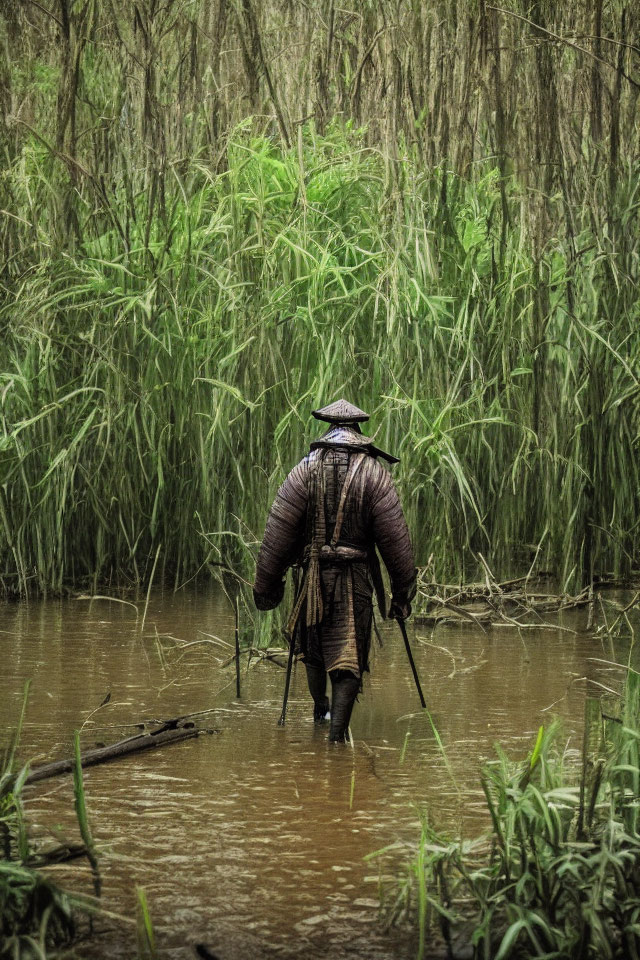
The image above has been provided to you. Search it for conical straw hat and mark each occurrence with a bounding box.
[311,399,370,424]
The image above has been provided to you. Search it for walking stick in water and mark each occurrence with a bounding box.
[278,630,295,726]
[396,617,426,709]
[278,566,301,726]
[234,595,241,699]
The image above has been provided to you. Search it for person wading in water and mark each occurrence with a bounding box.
[253,399,416,742]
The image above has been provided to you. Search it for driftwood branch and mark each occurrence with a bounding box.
[413,564,600,628]
[25,723,212,785]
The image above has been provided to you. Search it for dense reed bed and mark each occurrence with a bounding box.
[0,2,638,602]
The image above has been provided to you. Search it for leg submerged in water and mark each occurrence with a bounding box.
[305,663,330,722]
[329,669,360,742]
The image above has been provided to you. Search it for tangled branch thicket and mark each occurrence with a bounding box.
[0,0,638,598]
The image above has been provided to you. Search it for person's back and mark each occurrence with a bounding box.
[253,399,416,741]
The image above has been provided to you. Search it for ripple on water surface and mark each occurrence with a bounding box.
[0,587,632,958]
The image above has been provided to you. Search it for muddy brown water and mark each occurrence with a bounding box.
[0,588,635,959]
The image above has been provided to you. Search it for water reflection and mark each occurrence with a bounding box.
[0,587,633,958]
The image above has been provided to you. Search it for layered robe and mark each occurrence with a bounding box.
[253,435,416,680]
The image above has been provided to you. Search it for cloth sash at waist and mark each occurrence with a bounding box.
[304,544,368,564]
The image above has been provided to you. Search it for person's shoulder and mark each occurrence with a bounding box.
[362,454,392,494]
[364,453,391,477]
[289,449,317,475]
[280,451,314,491]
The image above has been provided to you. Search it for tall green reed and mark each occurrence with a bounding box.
[0,121,638,616]
[135,886,156,960]
[73,730,100,899]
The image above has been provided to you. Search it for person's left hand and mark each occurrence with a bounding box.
[253,579,285,611]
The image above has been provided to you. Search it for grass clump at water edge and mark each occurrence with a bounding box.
[1,685,89,957]
[380,671,640,960]
[1,684,163,958]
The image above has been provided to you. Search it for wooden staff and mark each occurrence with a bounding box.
[278,632,296,726]
[397,617,426,709]
[278,566,301,726]
[235,595,241,698]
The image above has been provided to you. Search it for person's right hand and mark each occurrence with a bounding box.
[389,599,411,620]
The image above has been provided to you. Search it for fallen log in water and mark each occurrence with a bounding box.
[25,723,211,785]
[28,842,88,868]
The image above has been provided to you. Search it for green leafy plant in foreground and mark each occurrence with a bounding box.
[135,886,157,960]
[390,670,640,960]
[1,685,158,958]
[1,686,98,958]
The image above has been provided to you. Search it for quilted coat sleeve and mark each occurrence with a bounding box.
[369,465,417,616]
[253,458,309,610]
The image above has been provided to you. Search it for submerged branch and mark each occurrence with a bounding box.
[25,722,214,785]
